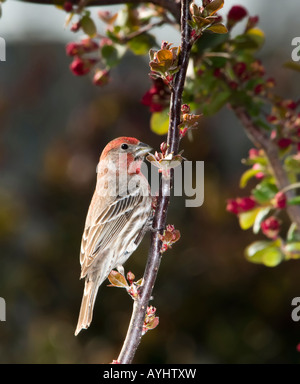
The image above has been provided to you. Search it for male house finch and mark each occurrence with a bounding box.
[75,137,153,336]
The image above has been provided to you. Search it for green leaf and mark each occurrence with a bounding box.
[284,156,300,173]
[202,90,231,116]
[288,196,300,205]
[283,61,300,73]
[150,109,169,135]
[207,23,228,34]
[233,28,265,52]
[287,223,300,242]
[245,240,284,267]
[205,0,224,16]
[285,242,300,259]
[81,15,97,37]
[240,168,260,188]
[252,182,278,204]
[253,207,272,234]
[101,45,121,68]
[239,207,261,230]
[127,33,156,56]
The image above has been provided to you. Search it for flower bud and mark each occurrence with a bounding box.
[226,199,239,215]
[63,1,73,13]
[70,57,96,76]
[238,197,256,212]
[127,271,135,284]
[273,192,287,209]
[181,104,190,114]
[227,6,247,30]
[249,148,260,159]
[93,69,110,86]
[227,5,248,22]
[277,138,292,149]
[261,217,280,239]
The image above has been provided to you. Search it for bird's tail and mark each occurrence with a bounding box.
[75,278,100,336]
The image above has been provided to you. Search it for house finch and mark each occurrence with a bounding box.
[75,137,153,336]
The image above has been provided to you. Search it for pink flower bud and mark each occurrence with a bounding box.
[249,148,260,159]
[181,104,190,114]
[66,42,80,56]
[160,142,168,156]
[179,127,188,138]
[70,22,81,32]
[166,224,175,232]
[261,217,280,239]
[274,192,287,209]
[226,199,239,215]
[127,271,135,284]
[147,306,156,316]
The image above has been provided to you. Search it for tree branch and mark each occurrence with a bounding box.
[19,0,181,21]
[234,106,300,230]
[117,0,192,364]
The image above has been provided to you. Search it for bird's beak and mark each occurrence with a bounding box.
[134,142,153,158]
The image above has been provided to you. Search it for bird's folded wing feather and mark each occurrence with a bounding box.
[80,189,143,273]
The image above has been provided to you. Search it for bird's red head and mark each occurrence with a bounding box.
[99,137,152,165]
[100,137,140,161]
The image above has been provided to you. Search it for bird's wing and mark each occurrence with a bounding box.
[80,188,143,275]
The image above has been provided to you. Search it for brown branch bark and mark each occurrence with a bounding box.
[117,0,192,364]
[18,0,181,21]
[234,106,300,229]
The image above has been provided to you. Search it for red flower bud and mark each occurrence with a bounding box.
[66,42,80,56]
[261,217,280,239]
[254,83,264,95]
[63,1,73,13]
[229,81,238,90]
[227,6,247,22]
[274,192,287,209]
[70,57,96,76]
[233,62,247,78]
[226,199,239,215]
[238,197,256,212]
[179,127,188,138]
[267,115,278,124]
[246,15,259,31]
[277,138,292,149]
[213,68,222,78]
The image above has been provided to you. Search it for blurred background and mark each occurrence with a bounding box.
[0,0,300,363]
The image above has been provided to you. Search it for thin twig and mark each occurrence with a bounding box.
[18,0,181,22]
[234,107,300,229]
[117,0,192,364]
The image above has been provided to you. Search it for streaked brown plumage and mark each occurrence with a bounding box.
[75,137,152,336]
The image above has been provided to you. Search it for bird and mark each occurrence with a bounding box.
[75,137,153,336]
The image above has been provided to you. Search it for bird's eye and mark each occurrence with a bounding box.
[121,143,128,150]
